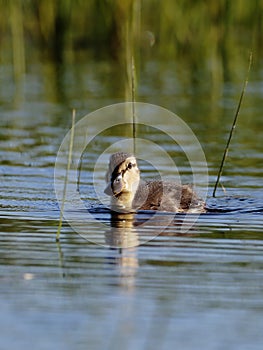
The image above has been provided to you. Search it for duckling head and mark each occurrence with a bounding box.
[104,152,140,211]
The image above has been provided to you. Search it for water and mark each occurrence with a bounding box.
[1,58,263,350]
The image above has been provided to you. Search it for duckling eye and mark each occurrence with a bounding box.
[114,174,122,182]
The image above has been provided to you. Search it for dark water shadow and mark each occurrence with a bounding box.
[206,196,263,214]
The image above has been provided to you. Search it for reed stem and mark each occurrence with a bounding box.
[212,52,253,197]
[56,109,76,241]
[131,55,136,155]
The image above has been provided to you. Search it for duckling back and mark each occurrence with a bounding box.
[133,180,206,213]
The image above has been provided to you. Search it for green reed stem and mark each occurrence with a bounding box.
[212,52,253,197]
[56,109,76,241]
[131,55,136,155]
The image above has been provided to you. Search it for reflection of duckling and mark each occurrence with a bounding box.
[104,152,206,213]
[105,212,139,248]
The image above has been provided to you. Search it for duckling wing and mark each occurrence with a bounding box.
[133,181,179,211]
[162,182,205,212]
[139,181,164,210]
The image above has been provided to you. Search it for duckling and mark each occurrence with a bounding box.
[104,152,206,213]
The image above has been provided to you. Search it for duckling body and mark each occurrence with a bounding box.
[104,152,206,213]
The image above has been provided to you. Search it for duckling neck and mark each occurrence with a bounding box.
[111,191,136,212]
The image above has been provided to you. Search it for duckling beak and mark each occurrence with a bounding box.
[104,173,124,196]
[104,182,113,195]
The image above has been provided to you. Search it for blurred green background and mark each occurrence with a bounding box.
[1,0,262,99]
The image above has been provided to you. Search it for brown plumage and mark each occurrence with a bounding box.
[104,152,206,213]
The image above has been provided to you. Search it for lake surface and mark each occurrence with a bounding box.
[1,58,263,350]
